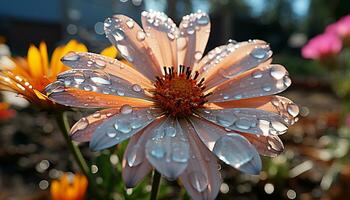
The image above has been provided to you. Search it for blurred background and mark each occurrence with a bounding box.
[1,0,350,199]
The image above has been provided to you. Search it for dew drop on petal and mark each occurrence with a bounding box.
[126,19,135,29]
[136,31,146,41]
[287,104,299,117]
[190,171,208,192]
[216,115,236,127]
[194,51,203,61]
[62,52,79,61]
[262,85,272,92]
[197,14,209,25]
[164,126,176,137]
[271,121,288,132]
[73,72,85,84]
[83,85,93,91]
[132,84,142,92]
[283,76,292,87]
[120,104,133,114]
[250,48,268,59]
[252,71,263,79]
[95,59,106,69]
[177,37,187,50]
[127,146,142,167]
[150,146,165,159]
[92,111,101,118]
[235,118,252,130]
[90,76,111,85]
[106,132,117,138]
[270,67,285,80]
[113,28,125,41]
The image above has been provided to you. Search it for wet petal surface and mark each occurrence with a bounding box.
[145,117,190,180]
[90,107,163,151]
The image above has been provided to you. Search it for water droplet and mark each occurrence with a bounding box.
[194,51,203,60]
[113,28,125,41]
[95,59,106,69]
[62,52,79,61]
[126,19,134,28]
[164,126,176,137]
[197,14,209,25]
[283,76,291,87]
[270,66,285,80]
[167,32,175,40]
[127,146,142,167]
[216,115,236,127]
[76,118,89,130]
[132,84,142,92]
[271,121,288,132]
[190,171,208,192]
[73,72,85,84]
[187,26,195,34]
[235,118,253,130]
[136,30,146,41]
[93,111,101,118]
[262,85,272,92]
[83,85,93,91]
[287,104,299,117]
[250,48,268,59]
[107,132,117,138]
[114,121,132,134]
[150,146,165,159]
[90,76,111,85]
[252,71,263,79]
[120,104,133,114]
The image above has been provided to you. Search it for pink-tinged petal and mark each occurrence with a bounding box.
[196,40,272,89]
[61,52,154,89]
[239,133,284,157]
[89,107,163,151]
[207,64,290,102]
[104,15,162,80]
[196,108,288,136]
[141,11,179,70]
[145,117,190,180]
[122,119,164,187]
[47,88,153,109]
[212,96,299,126]
[189,116,262,175]
[54,69,152,100]
[70,108,120,142]
[301,33,342,60]
[178,119,221,200]
[178,11,211,69]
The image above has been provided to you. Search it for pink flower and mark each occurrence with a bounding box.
[46,11,298,200]
[301,33,342,60]
[326,15,350,38]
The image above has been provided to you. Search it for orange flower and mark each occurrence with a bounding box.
[50,173,88,200]
[0,102,15,120]
[0,40,118,109]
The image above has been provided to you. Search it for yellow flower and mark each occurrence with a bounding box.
[0,40,117,109]
[50,173,88,200]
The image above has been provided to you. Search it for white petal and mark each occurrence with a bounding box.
[178,11,211,69]
[196,40,272,89]
[178,119,221,200]
[189,116,261,174]
[89,107,163,151]
[145,117,189,180]
[60,52,154,89]
[196,108,288,136]
[207,64,290,102]
[141,11,178,69]
[104,15,162,80]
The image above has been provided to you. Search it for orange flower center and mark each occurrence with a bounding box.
[153,66,209,117]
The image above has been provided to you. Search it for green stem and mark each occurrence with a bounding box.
[55,112,97,195]
[150,170,161,200]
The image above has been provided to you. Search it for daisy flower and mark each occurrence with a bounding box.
[46,11,299,199]
[50,173,88,200]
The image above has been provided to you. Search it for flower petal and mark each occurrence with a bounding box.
[189,116,262,174]
[141,11,179,70]
[196,40,272,89]
[196,108,288,136]
[179,119,221,200]
[60,52,154,89]
[207,64,290,102]
[178,11,211,69]
[239,133,284,157]
[55,69,152,100]
[122,118,164,187]
[70,109,120,142]
[212,95,299,126]
[89,107,163,151]
[145,117,190,180]
[47,87,153,109]
[104,15,162,79]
